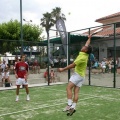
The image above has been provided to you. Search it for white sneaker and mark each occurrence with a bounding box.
[26,96,30,101]
[15,97,19,102]
[63,105,71,112]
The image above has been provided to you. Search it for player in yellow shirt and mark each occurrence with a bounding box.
[58,35,92,116]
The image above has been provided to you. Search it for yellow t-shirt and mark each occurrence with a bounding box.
[74,52,89,77]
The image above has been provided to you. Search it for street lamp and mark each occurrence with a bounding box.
[23,19,32,57]
[20,0,23,55]
[23,19,32,24]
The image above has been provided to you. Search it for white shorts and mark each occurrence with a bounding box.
[69,72,85,87]
[16,78,28,86]
[102,66,106,68]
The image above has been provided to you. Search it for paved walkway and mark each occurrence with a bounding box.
[0,82,67,91]
[1,69,120,90]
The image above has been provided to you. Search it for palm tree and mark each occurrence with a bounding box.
[40,12,54,85]
[40,12,55,34]
[51,7,66,36]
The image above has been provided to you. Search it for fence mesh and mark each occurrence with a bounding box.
[0,23,120,88]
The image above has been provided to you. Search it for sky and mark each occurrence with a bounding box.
[0,0,120,38]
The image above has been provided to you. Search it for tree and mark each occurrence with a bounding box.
[40,12,55,85]
[51,7,66,36]
[0,20,20,54]
[40,12,55,57]
[0,19,43,54]
[23,23,43,53]
[40,12,55,33]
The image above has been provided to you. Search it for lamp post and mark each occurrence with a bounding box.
[20,0,23,55]
[23,19,32,24]
[23,19,32,57]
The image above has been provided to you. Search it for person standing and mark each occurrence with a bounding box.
[1,60,7,72]
[2,67,11,87]
[33,59,40,74]
[3,53,9,65]
[14,54,30,102]
[50,69,55,83]
[58,35,92,116]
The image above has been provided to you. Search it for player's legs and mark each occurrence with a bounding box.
[15,78,23,101]
[66,81,75,101]
[16,78,22,96]
[63,81,75,112]
[24,85,29,94]
[23,80,30,101]
[16,85,20,101]
[24,85,30,101]
[16,85,20,95]
[66,85,80,116]
[64,72,84,113]
[73,86,80,103]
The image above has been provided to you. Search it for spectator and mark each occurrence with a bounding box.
[33,60,40,74]
[60,57,67,67]
[54,57,59,68]
[1,67,12,87]
[50,70,55,83]
[27,59,33,73]
[108,61,112,73]
[0,61,7,72]
[92,59,99,69]
[3,53,9,65]
[101,58,106,73]
[90,53,95,67]
[44,68,48,83]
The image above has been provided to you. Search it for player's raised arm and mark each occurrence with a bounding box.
[85,35,92,47]
[58,62,76,72]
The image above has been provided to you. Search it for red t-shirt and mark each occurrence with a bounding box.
[15,61,28,78]
[44,71,48,78]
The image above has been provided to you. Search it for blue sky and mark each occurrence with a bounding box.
[0,0,120,37]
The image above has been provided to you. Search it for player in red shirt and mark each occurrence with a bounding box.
[14,54,30,102]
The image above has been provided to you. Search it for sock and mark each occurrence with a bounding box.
[27,94,29,97]
[71,103,76,109]
[68,99,72,106]
[16,95,19,99]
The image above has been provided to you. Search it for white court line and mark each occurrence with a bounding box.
[0,86,119,117]
[42,87,120,101]
[0,96,96,117]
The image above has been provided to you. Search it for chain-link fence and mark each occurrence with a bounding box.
[0,22,120,88]
[69,23,120,88]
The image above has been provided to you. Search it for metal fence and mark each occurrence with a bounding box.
[0,22,120,88]
[69,22,120,88]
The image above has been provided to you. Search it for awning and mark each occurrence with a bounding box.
[43,35,101,44]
